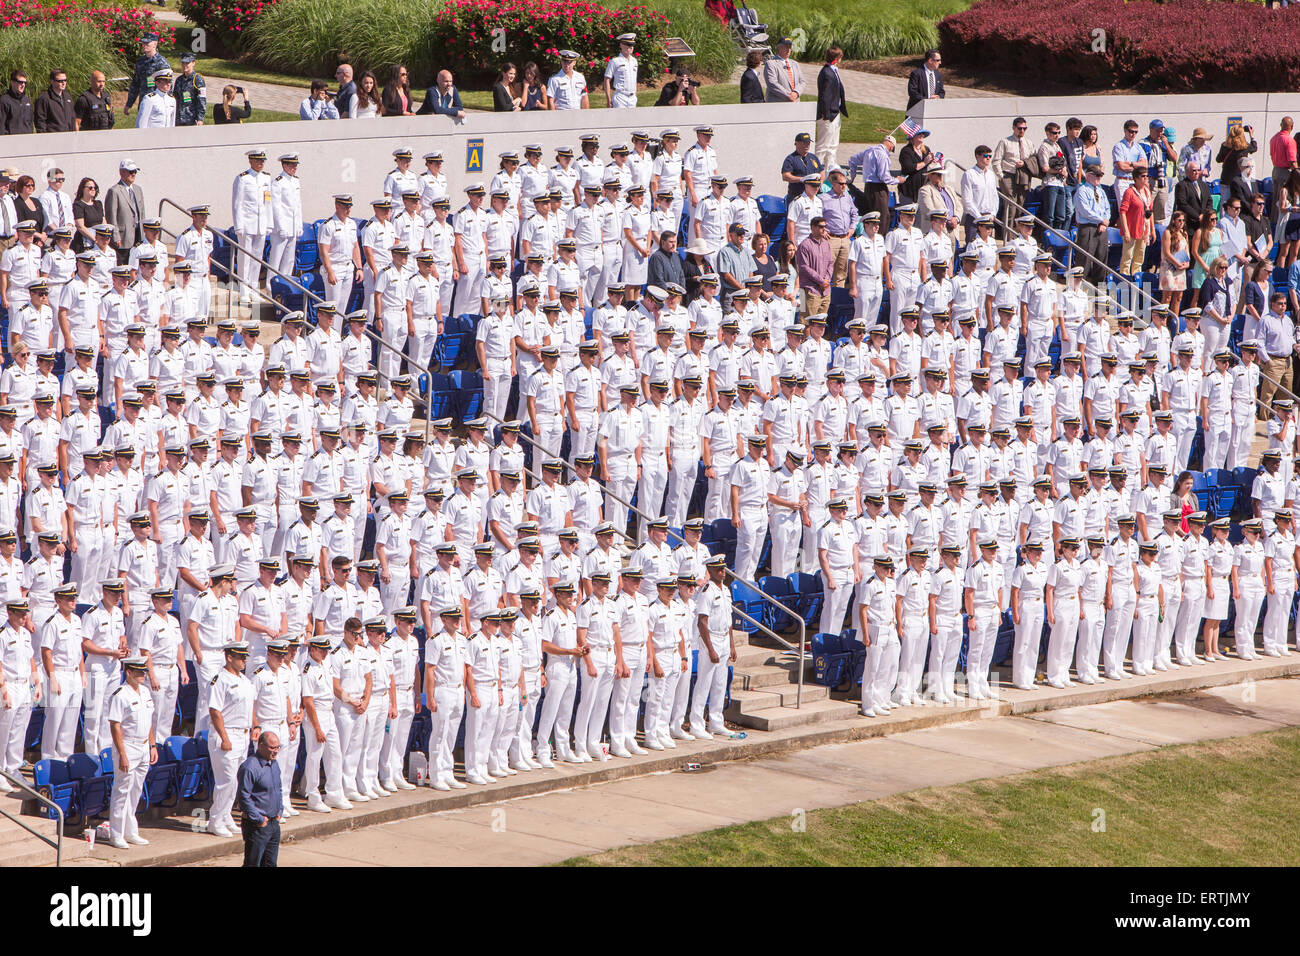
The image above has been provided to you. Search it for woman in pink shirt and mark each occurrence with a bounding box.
[1118,166,1154,276]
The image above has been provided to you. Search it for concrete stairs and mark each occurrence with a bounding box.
[724,630,859,731]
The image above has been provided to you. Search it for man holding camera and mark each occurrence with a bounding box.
[1141,119,1178,225]
[655,67,700,108]
[299,80,339,121]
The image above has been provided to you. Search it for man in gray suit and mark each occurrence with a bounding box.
[103,159,146,265]
[764,37,805,104]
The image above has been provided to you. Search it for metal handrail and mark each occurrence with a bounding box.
[155,197,437,415]
[478,408,807,708]
[947,158,1300,417]
[1,770,63,866]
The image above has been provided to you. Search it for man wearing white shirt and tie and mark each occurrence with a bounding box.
[39,169,73,235]
[0,171,18,250]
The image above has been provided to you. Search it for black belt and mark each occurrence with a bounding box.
[829,232,851,238]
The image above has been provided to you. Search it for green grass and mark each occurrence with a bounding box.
[186,58,315,90]
[563,728,1300,866]
[608,0,738,81]
[746,0,972,61]
[112,107,300,128]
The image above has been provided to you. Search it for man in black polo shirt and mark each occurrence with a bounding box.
[781,132,824,202]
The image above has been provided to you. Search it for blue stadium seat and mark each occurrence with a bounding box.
[757,194,787,240]
[1190,470,1213,512]
[756,574,795,632]
[32,758,78,823]
[25,705,43,752]
[706,518,737,565]
[270,275,303,313]
[787,572,824,628]
[811,631,851,686]
[167,734,212,801]
[345,280,366,313]
[424,372,456,418]
[1231,467,1258,518]
[210,231,233,279]
[293,221,320,274]
[1044,229,1072,272]
[828,287,854,336]
[67,752,110,821]
[450,369,483,419]
[730,579,768,634]
[141,746,178,809]
[1106,228,1124,271]
[1207,468,1238,516]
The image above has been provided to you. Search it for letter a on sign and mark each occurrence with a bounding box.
[466,138,484,174]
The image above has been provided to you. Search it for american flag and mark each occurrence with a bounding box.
[899,118,922,139]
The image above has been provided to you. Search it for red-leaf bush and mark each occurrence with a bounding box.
[0,0,174,58]
[423,0,671,85]
[939,0,1300,92]
[179,0,280,46]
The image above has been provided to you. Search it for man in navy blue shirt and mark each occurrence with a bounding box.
[237,731,284,867]
[781,133,824,202]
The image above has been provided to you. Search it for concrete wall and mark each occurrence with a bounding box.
[1,102,814,234]
[918,92,1300,182]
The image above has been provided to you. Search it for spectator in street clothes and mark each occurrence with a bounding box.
[33,69,74,133]
[815,46,848,170]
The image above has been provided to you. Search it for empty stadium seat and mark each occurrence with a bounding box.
[787,572,824,628]
[811,632,850,686]
[294,221,321,274]
[450,369,484,419]
[730,579,768,634]
[756,574,795,632]
[67,752,110,821]
[33,758,78,823]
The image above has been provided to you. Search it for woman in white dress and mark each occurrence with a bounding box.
[620,185,654,287]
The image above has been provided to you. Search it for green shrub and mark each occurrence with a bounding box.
[248,0,737,89]
[754,0,970,61]
[606,0,737,82]
[0,21,125,95]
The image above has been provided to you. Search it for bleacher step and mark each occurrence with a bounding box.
[729,697,860,731]
[726,684,829,715]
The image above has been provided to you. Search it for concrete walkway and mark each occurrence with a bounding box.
[187,677,1300,866]
[806,62,1003,112]
[203,76,305,116]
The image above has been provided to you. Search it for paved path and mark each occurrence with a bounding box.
[183,676,1299,867]
[203,76,305,116]
[816,63,1003,112]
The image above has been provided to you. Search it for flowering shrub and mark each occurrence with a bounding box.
[424,0,671,84]
[0,0,174,58]
[939,0,1300,92]
[179,0,279,46]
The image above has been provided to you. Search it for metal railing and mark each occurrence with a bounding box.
[948,158,1300,419]
[1,770,63,866]
[479,409,808,708]
[155,198,436,415]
